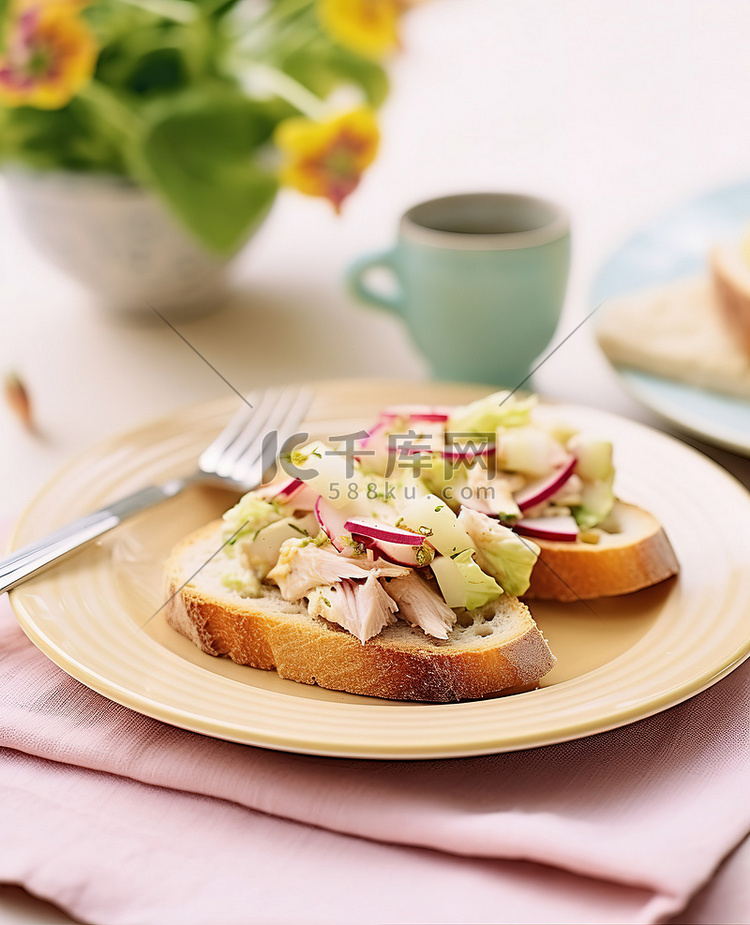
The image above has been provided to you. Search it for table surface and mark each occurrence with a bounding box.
[2,1,750,921]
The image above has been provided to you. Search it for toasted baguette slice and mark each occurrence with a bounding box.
[164,521,556,702]
[711,243,750,356]
[523,501,678,602]
[595,277,750,400]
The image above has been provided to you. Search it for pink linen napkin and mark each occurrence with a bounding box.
[1,544,749,923]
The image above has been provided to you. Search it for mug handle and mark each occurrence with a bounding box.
[346,249,404,314]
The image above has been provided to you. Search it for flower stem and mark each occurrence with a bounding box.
[246,62,327,120]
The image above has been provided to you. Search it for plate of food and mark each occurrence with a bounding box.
[593,179,750,455]
[8,380,750,759]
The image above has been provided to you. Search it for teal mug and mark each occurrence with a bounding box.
[347,192,571,386]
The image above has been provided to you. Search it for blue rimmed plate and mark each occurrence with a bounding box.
[592,180,750,456]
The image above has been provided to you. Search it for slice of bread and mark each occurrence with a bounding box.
[164,521,556,702]
[595,277,750,399]
[711,243,750,356]
[523,501,678,602]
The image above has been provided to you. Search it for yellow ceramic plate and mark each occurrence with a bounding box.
[9,381,750,759]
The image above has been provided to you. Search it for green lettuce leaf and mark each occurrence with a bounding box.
[447,390,537,434]
[457,507,539,596]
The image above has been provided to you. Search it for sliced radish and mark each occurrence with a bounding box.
[344,516,432,568]
[515,455,576,512]
[315,496,353,553]
[513,515,579,543]
[274,477,304,499]
[358,537,431,568]
[257,478,316,510]
[379,404,450,424]
[344,517,424,545]
[356,420,385,451]
[354,421,390,471]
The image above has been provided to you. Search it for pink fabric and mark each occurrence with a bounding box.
[1,565,749,923]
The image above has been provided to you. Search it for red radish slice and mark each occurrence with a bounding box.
[345,517,432,568]
[515,455,576,512]
[315,496,353,552]
[379,404,450,424]
[353,421,390,469]
[357,420,385,449]
[344,517,424,545]
[274,477,304,499]
[513,515,579,542]
[258,477,318,511]
[353,537,428,568]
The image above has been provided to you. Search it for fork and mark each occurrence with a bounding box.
[0,386,314,594]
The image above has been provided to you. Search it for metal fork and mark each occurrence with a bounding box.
[0,386,314,594]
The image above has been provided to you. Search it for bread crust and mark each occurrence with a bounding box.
[523,502,679,602]
[164,523,556,702]
[164,496,678,697]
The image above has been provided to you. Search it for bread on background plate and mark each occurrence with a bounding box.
[596,276,750,400]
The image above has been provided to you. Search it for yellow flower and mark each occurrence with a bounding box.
[276,107,380,212]
[0,1,97,109]
[316,0,401,58]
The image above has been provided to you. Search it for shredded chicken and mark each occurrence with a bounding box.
[308,575,398,644]
[267,539,408,601]
[384,571,456,640]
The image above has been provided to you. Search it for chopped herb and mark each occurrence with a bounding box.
[322,597,331,607]
[434,504,445,512]
[289,523,309,536]
[342,536,366,556]
[415,545,434,567]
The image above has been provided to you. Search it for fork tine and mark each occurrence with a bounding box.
[212,388,286,479]
[198,390,263,474]
[216,389,296,478]
[230,386,314,487]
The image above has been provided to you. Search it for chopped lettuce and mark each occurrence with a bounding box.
[451,549,503,610]
[399,492,474,557]
[571,479,615,531]
[220,562,262,598]
[222,493,283,549]
[568,435,615,529]
[568,434,614,482]
[457,507,539,596]
[447,390,537,434]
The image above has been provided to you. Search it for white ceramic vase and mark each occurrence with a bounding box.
[4,170,250,317]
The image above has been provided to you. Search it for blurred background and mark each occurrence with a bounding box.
[3,0,750,505]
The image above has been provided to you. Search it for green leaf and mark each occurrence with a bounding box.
[0,0,9,51]
[281,38,389,107]
[140,88,279,253]
[0,102,128,174]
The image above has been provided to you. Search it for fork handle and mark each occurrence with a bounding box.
[0,479,187,595]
